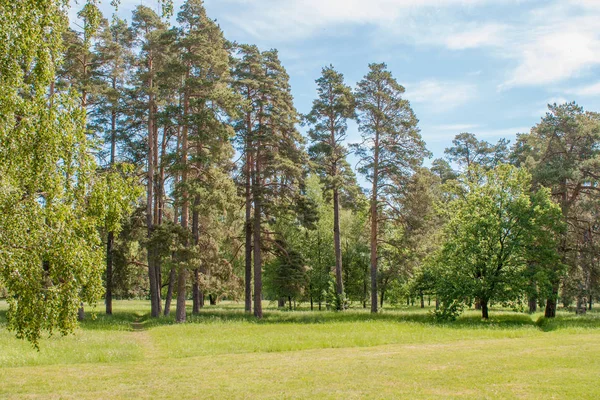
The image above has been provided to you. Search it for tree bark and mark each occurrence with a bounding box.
[528,295,537,313]
[105,231,114,315]
[244,150,253,314]
[369,125,380,313]
[192,269,201,314]
[253,145,263,318]
[163,266,176,316]
[192,199,201,315]
[333,187,344,306]
[175,74,190,324]
[146,50,160,318]
[106,92,117,316]
[545,282,559,318]
[481,299,489,319]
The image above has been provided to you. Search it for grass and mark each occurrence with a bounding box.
[0,300,599,399]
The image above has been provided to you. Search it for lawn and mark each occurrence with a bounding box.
[1,300,599,399]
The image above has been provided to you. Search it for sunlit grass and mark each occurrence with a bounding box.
[0,300,599,399]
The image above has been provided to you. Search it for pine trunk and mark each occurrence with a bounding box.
[370,132,380,313]
[333,187,344,305]
[163,266,176,316]
[253,150,263,318]
[176,76,190,324]
[244,147,253,313]
[105,232,114,315]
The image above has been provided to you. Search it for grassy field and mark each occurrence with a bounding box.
[1,300,599,399]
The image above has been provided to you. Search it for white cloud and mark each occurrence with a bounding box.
[443,23,508,50]
[424,125,527,142]
[565,82,600,97]
[475,126,529,139]
[430,123,481,131]
[405,80,477,112]
[212,0,506,41]
[210,0,600,89]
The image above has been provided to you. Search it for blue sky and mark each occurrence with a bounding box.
[82,0,600,163]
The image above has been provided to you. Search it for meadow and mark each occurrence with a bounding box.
[1,300,599,399]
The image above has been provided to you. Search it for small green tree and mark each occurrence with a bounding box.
[432,164,563,319]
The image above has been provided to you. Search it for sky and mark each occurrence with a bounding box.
[79,0,600,164]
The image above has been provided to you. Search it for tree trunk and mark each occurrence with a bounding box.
[420,292,425,308]
[370,131,380,313]
[278,298,285,308]
[209,294,216,306]
[244,118,253,314]
[146,51,160,318]
[175,76,190,324]
[106,96,117,316]
[528,295,537,313]
[380,286,385,308]
[481,299,489,319]
[105,231,114,315]
[253,149,263,319]
[175,268,187,323]
[192,200,200,315]
[163,266,176,316]
[288,296,293,310]
[78,302,85,321]
[435,297,440,310]
[545,283,559,318]
[192,269,201,314]
[333,187,344,306]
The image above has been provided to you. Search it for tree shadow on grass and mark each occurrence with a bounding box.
[138,307,542,331]
[536,313,600,332]
[3,301,599,333]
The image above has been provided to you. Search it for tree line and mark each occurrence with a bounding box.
[1,0,600,347]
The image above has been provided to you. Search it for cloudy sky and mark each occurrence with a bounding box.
[86,0,600,161]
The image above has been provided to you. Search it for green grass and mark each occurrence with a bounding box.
[0,300,599,399]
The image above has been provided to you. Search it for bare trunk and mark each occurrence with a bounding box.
[244,147,253,313]
[175,268,187,323]
[105,231,114,315]
[528,296,537,313]
[546,181,569,318]
[253,179,263,318]
[176,75,190,324]
[253,137,263,318]
[333,187,344,305]
[163,266,176,316]
[481,299,489,319]
[370,132,380,313]
[192,198,201,315]
[192,269,201,314]
[78,302,85,321]
[545,281,559,318]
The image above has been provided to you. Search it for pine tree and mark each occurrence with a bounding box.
[92,17,135,315]
[232,48,305,318]
[131,5,168,317]
[231,44,263,314]
[354,63,429,313]
[173,0,238,322]
[305,65,356,307]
